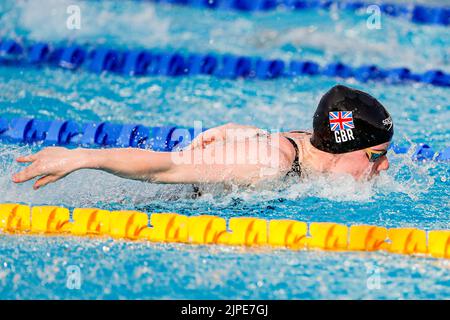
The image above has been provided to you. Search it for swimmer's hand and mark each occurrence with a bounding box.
[12,147,89,190]
[13,141,290,189]
[186,122,269,150]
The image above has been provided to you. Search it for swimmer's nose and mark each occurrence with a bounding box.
[375,156,389,172]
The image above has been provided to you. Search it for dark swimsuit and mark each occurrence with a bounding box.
[285,131,309,178]
[285,137,301,177]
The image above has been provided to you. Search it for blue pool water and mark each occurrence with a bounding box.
[0,0,449,299]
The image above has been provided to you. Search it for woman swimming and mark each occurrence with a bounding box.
[12,85,393,190]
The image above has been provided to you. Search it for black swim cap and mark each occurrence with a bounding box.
[310,85,393,154]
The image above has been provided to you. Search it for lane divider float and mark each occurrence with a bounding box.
[0,116,448,162]
[1,203,449,259]
[1,38,449,87]
[0,117,200,151]
[150,0,450,27]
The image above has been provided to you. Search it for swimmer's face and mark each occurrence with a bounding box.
[330,142,390,180]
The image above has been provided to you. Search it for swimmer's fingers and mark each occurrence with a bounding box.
[185,134,203,150]
[200,135,216,149]
[186,127,268,150]
[33,175,59,190]
[186,125,268,150]
[12,162,43,183]
[16,153,38,163]
[187,130,219,150]
[184,132,201,150]
[255,128,270,137]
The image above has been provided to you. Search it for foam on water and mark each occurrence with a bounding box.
[7,0,171,47]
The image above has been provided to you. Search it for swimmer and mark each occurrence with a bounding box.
[12,85,393,190]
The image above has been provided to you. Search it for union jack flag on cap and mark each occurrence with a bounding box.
[329,111,355,131]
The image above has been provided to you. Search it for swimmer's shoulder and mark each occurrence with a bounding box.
[266,131,310,164]
[279,130,311,146]
[279,130,311,169]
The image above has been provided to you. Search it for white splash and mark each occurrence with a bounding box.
[13,0,171,47]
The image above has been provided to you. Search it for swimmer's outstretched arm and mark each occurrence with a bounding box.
[12,141,290,190]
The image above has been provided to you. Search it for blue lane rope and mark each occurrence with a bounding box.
[1,39,450,87]
[0,117,198,152]
[0,116,448,162]
[149,0,450,27]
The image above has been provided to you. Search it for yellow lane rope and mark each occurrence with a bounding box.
[0,203,449,259]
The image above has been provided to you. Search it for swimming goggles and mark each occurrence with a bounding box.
[365,147,388,163]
